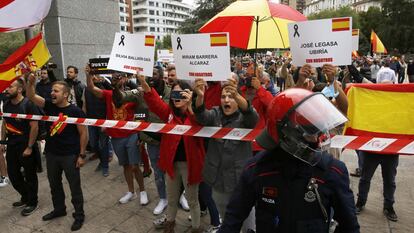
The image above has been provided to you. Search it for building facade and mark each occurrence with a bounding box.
[280,0,307,13]
[44,0,119,81]
[131,0,193,40]
[119,0,133,32]
[304,0,381,16]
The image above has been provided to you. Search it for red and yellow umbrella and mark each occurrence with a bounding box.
[199,0,307,49]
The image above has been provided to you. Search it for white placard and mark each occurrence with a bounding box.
[352,29,359,51]
[157,49,174,63]
[172,33,231,81]
[359,138,396,152]
[107,32,155,76]
[330,135,358,148]
[288,17,353,67]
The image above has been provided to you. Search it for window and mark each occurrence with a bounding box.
[156,11,159,15]
[157,27,160,32]
[157,35,160,40]
[120,16,125,21]
[149,1,154,6]
[121,26,125,31]
[120,7,124,12]
[156,2,159,7]
[150,27,155,32]
[149,10,154,15]
[150,18,155,23]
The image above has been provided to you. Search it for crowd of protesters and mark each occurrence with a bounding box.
[0,51,411,232]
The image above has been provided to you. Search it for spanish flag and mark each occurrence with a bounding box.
[210,33,227,47]
[5,123,23,135]
[352,29,359,36]
[332,17,350,32]
[371,30,387,54]
[0,33,50,93]
[145,35,155,47]
[344,84,414,140]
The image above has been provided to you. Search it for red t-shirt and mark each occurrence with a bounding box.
[102,90,137,138]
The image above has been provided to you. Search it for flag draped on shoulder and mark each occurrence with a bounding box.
[344,84,414,140]
[0,0,52,32]
[0,33,51,92]
[370,30,387,54]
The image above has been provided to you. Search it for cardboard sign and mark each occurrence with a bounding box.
[288,17,352,67]
[157,49,174,63]
[352,29,359,51]
[89,58,114,74]
[171,33,231,81]
[107,32,155,76]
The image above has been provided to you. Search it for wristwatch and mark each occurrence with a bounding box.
[79,154,86,159]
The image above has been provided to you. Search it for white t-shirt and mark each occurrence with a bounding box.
[376,67,396,84]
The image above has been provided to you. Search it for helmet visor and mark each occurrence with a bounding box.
[280,93,348,166]
[288,93,348,136]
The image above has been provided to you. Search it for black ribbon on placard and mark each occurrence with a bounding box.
[176,37,183,50]
[293,24,300,38]
[118,35,125,46]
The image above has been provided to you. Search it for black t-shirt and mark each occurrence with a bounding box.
[43,100,85,156]
[3,98,40,145]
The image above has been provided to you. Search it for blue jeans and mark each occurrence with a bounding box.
[199,182,220,226]
[357,151,399,208]
[88,126,110,169]
[147,144,166,199]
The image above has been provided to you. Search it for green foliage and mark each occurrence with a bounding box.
[178,0,235,33]
[379,0,414,54]
[161,34,172,49]
[0,31,25,63]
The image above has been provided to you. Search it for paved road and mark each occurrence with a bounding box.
[0,149,413,233]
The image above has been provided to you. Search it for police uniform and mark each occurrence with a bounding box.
[218,147,360,233]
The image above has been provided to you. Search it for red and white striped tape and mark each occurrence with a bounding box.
[1,112,413,155]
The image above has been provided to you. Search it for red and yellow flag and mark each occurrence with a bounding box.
[210,33,227,47]
[144,35,155,47]
[0,33,50,92]
[352,29,359,36]
[344,84,414,139]
[370,30,387,54]
[5,123,23,135]
[332,18,350,32]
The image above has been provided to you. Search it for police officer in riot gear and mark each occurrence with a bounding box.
[218,88,360,233]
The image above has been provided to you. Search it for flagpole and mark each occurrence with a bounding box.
[24,28,34,42]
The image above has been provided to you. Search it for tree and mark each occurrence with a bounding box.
[379,0,414,54]
[0,31,25,63]
[359,6,383,54]
[162,34,172,49]
[178,0,235,33]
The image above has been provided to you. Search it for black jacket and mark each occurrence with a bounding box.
[218,148,360,233]
[64,78,85,108]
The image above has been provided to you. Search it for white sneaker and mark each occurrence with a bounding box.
[140,191,149,205]
[203,225,220,233]
[179,192,190,211]
[119,192,137,204]
[0,176,9,188]
[153,199,168,215]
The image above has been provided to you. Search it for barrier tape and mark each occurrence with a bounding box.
[1,112,413,155]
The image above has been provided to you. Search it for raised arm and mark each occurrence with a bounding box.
[26,73,45,108]
[85,65,103,99]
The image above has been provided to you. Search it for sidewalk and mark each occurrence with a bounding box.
[0,149,412,233]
